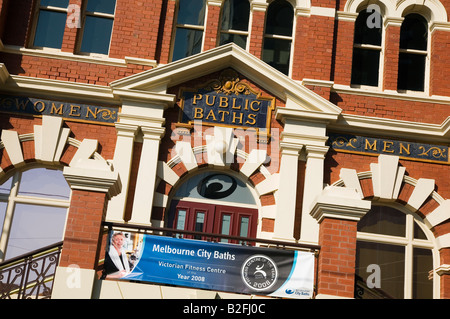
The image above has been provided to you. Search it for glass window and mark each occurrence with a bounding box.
[262,0,294,75]
[33,0,70,49]
[355,205,435,299]
[219,0,250,49]
[397,14,428,92]
[351,9,383,87]
[172,0,206,61]
[80,0,116,55]
[0,168,71,261]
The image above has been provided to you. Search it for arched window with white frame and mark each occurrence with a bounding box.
[171,0,207,61]
[355,204,437,299]
[262,0,294,75]
[0,167,71,261]
[351,7,383,87]
[219,0,251,49]
[397,13,428,92]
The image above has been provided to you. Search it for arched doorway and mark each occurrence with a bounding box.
[166,169,259,243]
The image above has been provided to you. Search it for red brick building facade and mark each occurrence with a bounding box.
[0,0,449,299]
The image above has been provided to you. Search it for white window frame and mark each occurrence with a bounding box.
[170,0,208,62]
[356,202,439,299]
[0,167,71,262]
[77,0,117,57]
[219,0,251,50]
[29,0,69,52]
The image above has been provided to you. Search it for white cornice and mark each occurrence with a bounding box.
[328,113,450,143]
[1,45,157,68]
[2,74,118,105]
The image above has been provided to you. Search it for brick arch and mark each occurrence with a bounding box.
[152,145,279,232]
[331,155,450,274]
[0,116,109,182]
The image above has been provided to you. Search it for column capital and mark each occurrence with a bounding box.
[63,166,121,200]
[310,186,371,223]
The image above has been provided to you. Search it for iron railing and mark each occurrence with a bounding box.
[0,241,63,299]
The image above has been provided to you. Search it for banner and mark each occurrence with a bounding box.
[102,231,315,299]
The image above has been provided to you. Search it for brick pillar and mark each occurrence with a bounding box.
[52,165,121,299]
[61,0,82,53]
[382,18,403,91]
[430,26,450,96]
[333,13,357,86]
[248,2,267,58]
[438,249,450,299]
[203,0,222,51]
[310,186,371,299]
[157,0,177,64]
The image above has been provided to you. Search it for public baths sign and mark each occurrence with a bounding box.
[178,69,275,134]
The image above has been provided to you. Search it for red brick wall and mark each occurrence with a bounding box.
[203,4,220,51]
[59,190,108,269]
[317,218,358,298]
[248,10,265,58]
[430,30,450,96]
[383,24,401,91]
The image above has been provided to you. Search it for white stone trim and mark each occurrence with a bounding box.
[424,200,450,228]
[0,130,24,167]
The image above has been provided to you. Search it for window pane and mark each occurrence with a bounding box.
[414,221,427,240]
[0,201,6,233]
[86,0,116,14]
[354,10,382,46]
[265,0,293,36]
[219,33,247,49]
[356,241,405,299]
[220,214,231,243]
[400,14,428,51]
[80,16,114,54]
[194,211,205,239]
[33,10,67,48]
[397,52,426,91]
[413,248,433,299]
[262,38,291,75]
[6,204,67,259]
[18,168,70,200]
[177,0,206,25]
[40,0,69,8]
[358,206,406,237]
[351,48,380,86]
[221,0,250,31]
[239,216,249,237]
[0,176,12,195]
[172,28,203,61]
[176,210,187,230]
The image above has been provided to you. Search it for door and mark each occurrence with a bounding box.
[171,200,258,243]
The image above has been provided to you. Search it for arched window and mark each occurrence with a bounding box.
[0,168,71,261]
[219,0,250,49]
[397,13,428,92]
[171,0,206,61]
[351,8,383,87]
[355,205,436,299]
[167,170,258,243]
[262,0,294,75]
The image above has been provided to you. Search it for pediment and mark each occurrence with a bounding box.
[110,43,341,121]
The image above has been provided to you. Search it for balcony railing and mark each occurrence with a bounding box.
[0,241,63,299]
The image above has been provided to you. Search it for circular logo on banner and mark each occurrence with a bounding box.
[241,255,278,291]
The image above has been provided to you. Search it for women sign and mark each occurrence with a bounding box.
[102,231,315,299]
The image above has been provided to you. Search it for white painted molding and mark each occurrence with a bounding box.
[1,130,24,167]
[175,141,198,171]
[424,199,450,228]
[310,186,371,223]
[436,264,450,276]
[156,161,180,186]
[436,233,450,249]
[69,139,99,167]
[34,116,70,163]
[255,173,279,195]
[240,149,267,177]
[370,155,405,200]
[339,168,363,199]
[63,165,121,199]
[407,178,436,211]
